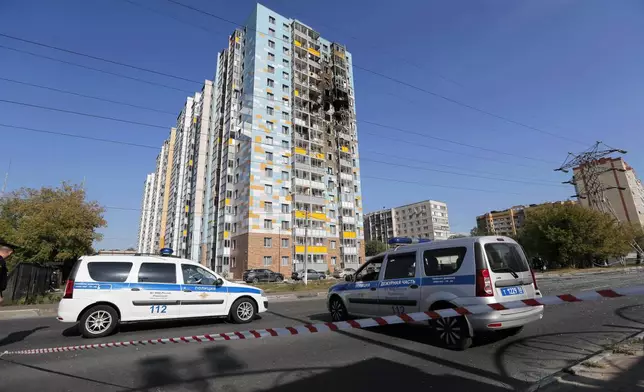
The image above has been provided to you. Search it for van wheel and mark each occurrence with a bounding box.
[430,316,473,351]
[230,298,256,324]
[79,305,119,338]
[330,297,348,321]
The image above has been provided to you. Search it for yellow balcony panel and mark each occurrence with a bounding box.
[315,153,325,159]
[341,146,349,153]
[308,48,320,56]
[225,198,231,206]
[311,212,326,220]
[223,231,230,239]
[185,206,189,212]
[295,147,306,155]
[183,230,187,236]
[343,231,357,239]
[294,40,302,47]
[295,246,328,254]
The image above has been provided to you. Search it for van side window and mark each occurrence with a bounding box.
[87,262,132,282]
[355,257,383,282]
[384,253,416,280]
[138,263,176,284]
[423,247,467,276]
[182,264,217,285]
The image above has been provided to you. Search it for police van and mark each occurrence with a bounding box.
[327,236,544,350]
[57,249,268,338]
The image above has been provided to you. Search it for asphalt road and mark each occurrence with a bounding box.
[1,271,643,392]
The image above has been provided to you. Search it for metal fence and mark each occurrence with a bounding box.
[4,262,55,303]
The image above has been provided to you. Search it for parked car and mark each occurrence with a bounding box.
[291,269,326,281]
[327,236,544,350]
[332,268,356,279]
[243,269,284,283]
[57,250,267,338]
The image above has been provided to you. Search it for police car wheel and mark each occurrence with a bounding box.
[80,305,118,338]
[330,297,348,321]
[230,298,256,324]
[431,316,472,351]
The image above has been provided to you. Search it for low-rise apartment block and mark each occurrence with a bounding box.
[476,200,576,236]
[364,200,450,243]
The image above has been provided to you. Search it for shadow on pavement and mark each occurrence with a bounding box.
[0,326,49,348]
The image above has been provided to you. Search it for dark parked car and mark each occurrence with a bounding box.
[291,269,326,281]
[243,269,284,283]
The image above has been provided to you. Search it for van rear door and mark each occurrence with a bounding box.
[482,239,535,302]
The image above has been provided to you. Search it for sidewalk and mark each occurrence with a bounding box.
[527,334,644,391]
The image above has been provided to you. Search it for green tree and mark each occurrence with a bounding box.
[517,203,632,268]
[365,240,387,256]
[0,183,107,270]
[470,226,490,236]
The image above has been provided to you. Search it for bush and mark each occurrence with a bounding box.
[15,292,61,305]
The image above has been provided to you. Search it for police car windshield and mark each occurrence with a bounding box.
[484,243,530,273]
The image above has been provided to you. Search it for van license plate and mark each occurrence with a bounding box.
[500,286,524,296]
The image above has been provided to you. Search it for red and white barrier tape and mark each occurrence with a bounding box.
[3,285,644,356]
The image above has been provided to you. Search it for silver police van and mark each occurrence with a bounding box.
[327,236,544,350]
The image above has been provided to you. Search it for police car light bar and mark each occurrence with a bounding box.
[160,248,174,256]
[387,237,431,245]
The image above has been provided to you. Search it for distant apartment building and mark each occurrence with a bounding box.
[364,200,450,243]
[476,200,576,236]
[137,4,364,277]
[572,157,644,226]
[136,173,155,253]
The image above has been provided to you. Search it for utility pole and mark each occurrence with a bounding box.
[303,208,309,285]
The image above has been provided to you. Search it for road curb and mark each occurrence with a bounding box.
[536,266,644,279]
[267,292,326,302]
[523,330,644,391]
[0,308,57,320]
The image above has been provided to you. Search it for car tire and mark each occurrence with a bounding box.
[252,277,259,284]
[430,315,473,351]
[79,304,119,339]
[329,297,348,322]
[230,298,257,324]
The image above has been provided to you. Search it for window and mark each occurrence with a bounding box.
[268,65,275,74]
[268,40,275,48]
[283,59,289,66]
[331,257,336,265]
[281,140,289,148]
[281,220,290,230]
[485,243,529,273]
[268,52,275,61]
[267,92,274,101]
[282,125,289,134]
[264,219,273,229]
[330,241,336,249]
[281,187,288,196]
[283,23,289,29]
[282,111,289,120]
[266,152,273,161]
[281,203,289,213]
[87,262,132,282]
[232,240,236,250]
[267,78,274,87]
[281,256,289,266]
[384,252,417,280]
[283,47,289,55]
[264,237,272,247]
[281,238,289,248]
[181,264,217,285]
[266,120,274,130]
[282,84,289,92]
[138,263,176,284]
[264,201,273,212]
[231,257,236,268]
[423,247,467,276]
[283,71,289,79]
[355,258,383,282]
[269,28,275,37]
[266,136,273,145]
[281,171,289,180]
[269,16,276,24]
[265,167,273,177]
[281,155,289,164]
[265,184,273,194]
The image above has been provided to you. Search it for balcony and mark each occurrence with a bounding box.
[341,216,355,224]
[340,172,353,181]
[293,194,326,205]
[294,227,326,237]
[342,247,357,255]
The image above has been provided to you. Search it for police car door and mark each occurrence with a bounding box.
[180,264,228,318]
[379,251,420,316]
[129,262,181,321]
[345,256,384,317]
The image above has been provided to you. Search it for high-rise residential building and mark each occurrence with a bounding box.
[475,200,577,236]
[364,200,450,243]
[137,173,156,253]
[572,157,644,226]
[136,4,365,277]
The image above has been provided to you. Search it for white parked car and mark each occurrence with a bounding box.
[326,236,544,350]
[58,249,268,338]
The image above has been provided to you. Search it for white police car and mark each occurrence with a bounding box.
[57,249,268,338]
[327,236,544,350]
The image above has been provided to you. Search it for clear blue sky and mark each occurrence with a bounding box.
[1,0,643,249]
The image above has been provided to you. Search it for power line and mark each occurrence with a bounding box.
[163,0,588,146]
[0,32,202,85]
[360,175,527,195]
[0,44,193,94]
[0,98,168,129]
[116,0,225,35]
[0,76,176,115]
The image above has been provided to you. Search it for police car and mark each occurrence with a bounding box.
[327,236,544,350]
[57,249,268,338]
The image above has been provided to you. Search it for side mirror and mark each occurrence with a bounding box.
[345,274,353,282]
[215,278,224,287]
